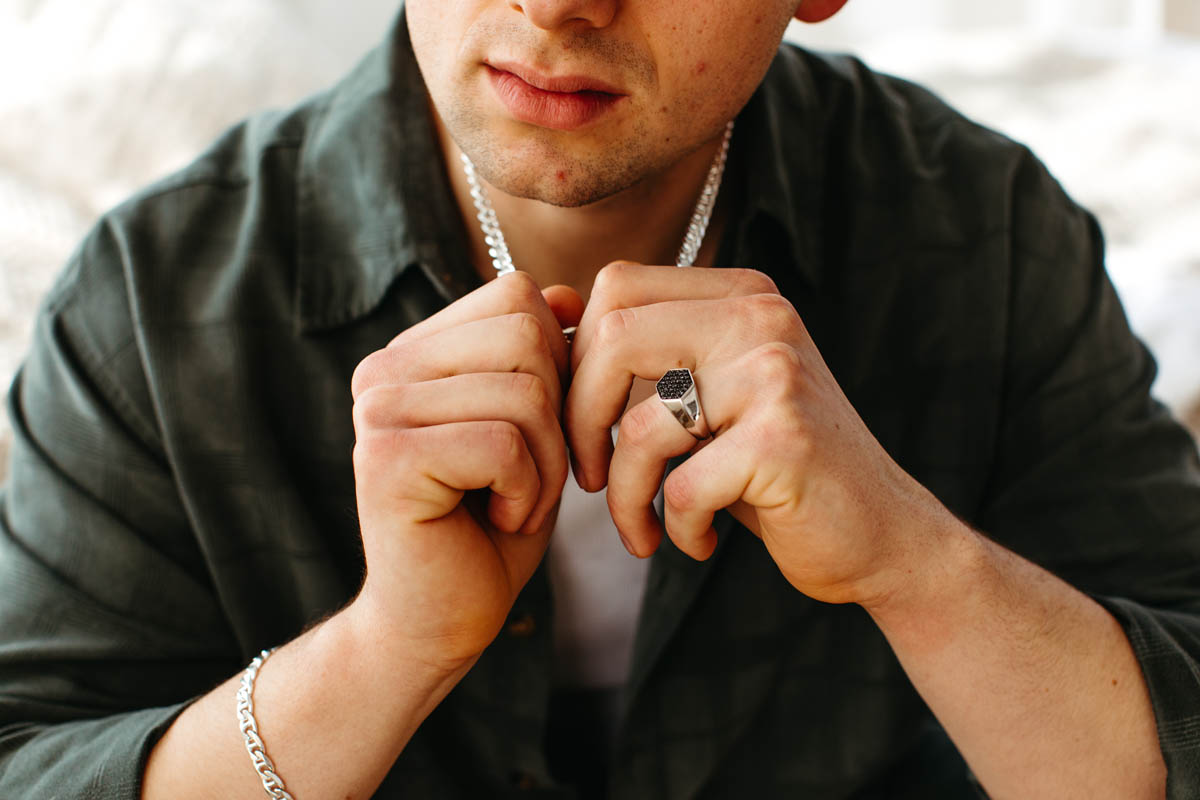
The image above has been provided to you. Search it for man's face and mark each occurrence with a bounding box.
[407,0,799,208]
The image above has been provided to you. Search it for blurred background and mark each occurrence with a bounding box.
[1,0,1198,480]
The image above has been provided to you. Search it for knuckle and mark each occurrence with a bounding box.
[508,311,550,356]
[752,399,807,453]
[618,401,661,449]
[508,371,552,412]
[497,270,543,309]
[663,472,697,512]
[744,344,809,440]
[353,428,408,471]
[751,270,781,295]
[744,292,798,332]
[749,341,803,386]
[729,268,780,297]
[594,306,636,351]
[350,349,387,399]
[591,260,637,303]
[352,388,383,433]
[483,420,524,464]
[352,385,415,433]
[734,293,801,340]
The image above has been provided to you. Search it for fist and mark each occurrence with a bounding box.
[348,273,582,667]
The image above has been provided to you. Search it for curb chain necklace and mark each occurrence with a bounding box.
[460,120,734,276]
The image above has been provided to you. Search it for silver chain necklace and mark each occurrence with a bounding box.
[460,120,734,275]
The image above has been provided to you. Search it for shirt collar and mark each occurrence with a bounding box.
[732,46,825,290]
[295,9,478,333]
[294,14,825,333]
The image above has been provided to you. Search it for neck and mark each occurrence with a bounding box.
[437,121,730,303]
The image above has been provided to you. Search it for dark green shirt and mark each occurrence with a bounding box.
[4,11,1200,799]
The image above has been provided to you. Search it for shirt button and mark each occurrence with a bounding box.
[506,612,537,638]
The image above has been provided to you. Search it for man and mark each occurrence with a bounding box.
[1,0,1198,797]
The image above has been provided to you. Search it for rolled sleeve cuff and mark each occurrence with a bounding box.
[0,701,192,799]
[1093,594,1200,799]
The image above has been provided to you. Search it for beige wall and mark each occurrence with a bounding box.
[1167,0,1200,35]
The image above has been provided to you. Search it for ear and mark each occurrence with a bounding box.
[793,0,850,23]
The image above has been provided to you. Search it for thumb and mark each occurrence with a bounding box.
[542,285,585,330]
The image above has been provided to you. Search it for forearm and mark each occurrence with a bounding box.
[141,601,473,800]
[867,516,1166,799]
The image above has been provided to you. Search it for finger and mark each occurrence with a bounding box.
[657,340,815,555]
[395,271,570,377]
[357,420,540,534]
[659,427,763,560]
[605,392,704,557]
[352,312,561,411]
[573,262,779,369]
[353,373,568,534]
[542,284,585,331]
[567,294,797,490]
[605,355,754,557]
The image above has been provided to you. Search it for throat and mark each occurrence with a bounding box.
[454,124,735,298]
[470,202,729,302]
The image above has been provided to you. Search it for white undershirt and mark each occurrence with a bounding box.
[547,454,657,690]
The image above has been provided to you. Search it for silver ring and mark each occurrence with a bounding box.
[656,368,710,439]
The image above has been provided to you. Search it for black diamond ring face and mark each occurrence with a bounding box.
[656,369,694,400]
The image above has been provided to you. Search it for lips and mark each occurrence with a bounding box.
[484,62,626,131]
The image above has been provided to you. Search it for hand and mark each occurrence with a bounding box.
[566,262,953,608]
[349,273,583,668]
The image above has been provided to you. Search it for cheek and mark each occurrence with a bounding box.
[405,4,444,78]
[406,1,477,82]
[655,7,793,115]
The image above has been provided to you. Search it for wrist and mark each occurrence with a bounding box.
[859,493,990,643]
[340,588,483,679]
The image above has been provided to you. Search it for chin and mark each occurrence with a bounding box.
[447,109,666,208]
[504,179,624,209]
[487,144,666,210]
[473,156,641,208]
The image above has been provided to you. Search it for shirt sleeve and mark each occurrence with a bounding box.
[975,150,1200,797]
[0,218,239,798]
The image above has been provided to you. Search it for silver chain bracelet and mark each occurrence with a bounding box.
[236,647,296,799]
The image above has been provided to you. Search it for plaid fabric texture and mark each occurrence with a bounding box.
[2,10,1200,799]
